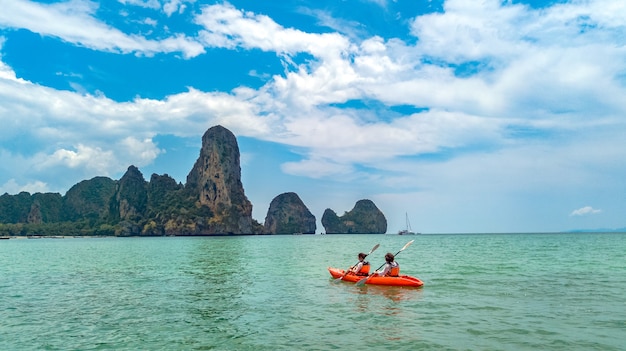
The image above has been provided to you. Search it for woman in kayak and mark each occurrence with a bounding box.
[348,252,370,276]
[375,252,400,277]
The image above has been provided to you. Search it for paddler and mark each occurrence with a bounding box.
[348,252,370,276]
[375,252,400,277]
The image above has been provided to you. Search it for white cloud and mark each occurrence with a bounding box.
[195,3,352,59]
[163,0,189,16]
[0,179,49,195]
[570,206,602,216]
[298,8,367,40]
[37,144,117,174]
[118,0,191,16]
[0,0,204,58]
[405,0,626,118]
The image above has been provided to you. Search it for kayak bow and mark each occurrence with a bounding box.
[328,267,423,287]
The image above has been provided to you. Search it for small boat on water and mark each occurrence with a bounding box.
[398,212,419,235]
[328,267,424,287]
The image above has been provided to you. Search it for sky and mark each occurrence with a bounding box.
[1,0,625,234]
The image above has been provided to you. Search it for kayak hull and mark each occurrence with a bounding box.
[328,267,424,287]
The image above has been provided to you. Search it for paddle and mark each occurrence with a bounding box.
[334,243,380,282]
[355,240,414,286]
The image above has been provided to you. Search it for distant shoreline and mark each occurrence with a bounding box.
[1,235,110,239]
[2,231,625,240]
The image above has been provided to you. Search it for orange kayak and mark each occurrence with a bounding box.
[328,267,424,287]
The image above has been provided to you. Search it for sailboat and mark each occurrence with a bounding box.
[398,213,419,235]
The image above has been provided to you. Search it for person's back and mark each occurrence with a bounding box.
[350,252,370,275]
[377,252,400,277]
[386,261,399,277]
[357,260,370,275]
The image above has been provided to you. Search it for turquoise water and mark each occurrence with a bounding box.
[1,233,624,350]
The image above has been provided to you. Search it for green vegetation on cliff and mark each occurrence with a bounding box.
[321,199,387,234]
[264,192,316,234]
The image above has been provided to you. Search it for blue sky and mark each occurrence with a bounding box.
[1,0,625,233]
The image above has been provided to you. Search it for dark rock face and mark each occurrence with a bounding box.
[62,176,117,222]
[148,173,182,210]
[27,201,42,224]
[186,125,253,234]
[32,193,63,223]
[0,192,63,224]
[321,209,341,233]
[114,165,148,221]
[321,199,387,234]
[264,192,316,234]
[106,165,149,236]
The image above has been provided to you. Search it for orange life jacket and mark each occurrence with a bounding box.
[386,262,400,277]
[357,261,370,275]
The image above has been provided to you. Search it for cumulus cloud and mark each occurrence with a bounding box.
[407,0,626,118]
[0,0,204,58]
[0,179,49,195]
[570,206,602,216]
[119,0,191,16]
[194,3,352,59]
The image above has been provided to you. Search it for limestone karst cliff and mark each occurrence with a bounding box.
[321,199,387,234]
[114,165,148,221]
[264,192,316,234]
[186,125,254,234]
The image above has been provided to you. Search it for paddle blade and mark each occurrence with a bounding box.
[355,275,371,286]
[368,243,380,256]
[400,240,414,252]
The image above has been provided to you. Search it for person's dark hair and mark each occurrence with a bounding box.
[385,252,394,262]
[358,252,367,259]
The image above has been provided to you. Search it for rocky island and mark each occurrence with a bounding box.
[321,200,387,234]
[0,125,387,236]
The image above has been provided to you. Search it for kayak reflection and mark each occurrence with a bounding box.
[355,284,424,303]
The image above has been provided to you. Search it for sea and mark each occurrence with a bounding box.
[1,233,624,350]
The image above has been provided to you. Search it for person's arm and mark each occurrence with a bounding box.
[376,263,390,276]
[350,261,363,273]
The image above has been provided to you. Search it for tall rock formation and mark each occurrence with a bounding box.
[186,125,253,234]
[32,193,63,223]
[113,165,148,221]
[108,165,149,236]
[62,176,117,222]
[321,199,387,234]
[0,192,32,223]
[264,192,316,234]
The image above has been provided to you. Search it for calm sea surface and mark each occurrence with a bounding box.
[1,233,625,350]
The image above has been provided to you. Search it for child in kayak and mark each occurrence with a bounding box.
[348,252,370,276]
[375,252,400,277]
